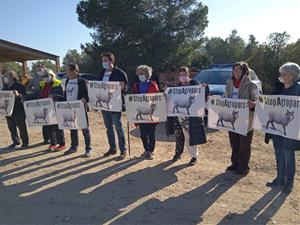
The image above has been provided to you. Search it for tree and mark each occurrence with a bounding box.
[30,60,56,76]
[0,62,23,75]
[77,0,208,79]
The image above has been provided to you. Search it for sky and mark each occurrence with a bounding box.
[0,0,300,64]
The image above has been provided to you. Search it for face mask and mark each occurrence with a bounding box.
[179,75,188,83]
[3,77,10,84]
[278,76,284,83]
[138,75,147,82]
[102,62,110,70]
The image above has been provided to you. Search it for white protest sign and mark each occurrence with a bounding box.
[55,100,87,130]
[253,95,300,140]
[0,91,16,116]
[0,78,3,90]
[24,98,57,127]
[208,96,250,135]
[165,85,205,117]
[88,81,122,112]
[125,93,167,123]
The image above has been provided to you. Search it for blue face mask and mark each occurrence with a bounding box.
[102,62,109,70]
[138,75,147,82]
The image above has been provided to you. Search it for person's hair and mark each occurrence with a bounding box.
[101,52,116,64]
[7,70,19,81]
[68,63,80,73]
[136,65,153,78]
[279,62,300,81]
[45,68,56,80]
[178,66,191,77]
[232,61,249,80]
[1,68,8,75]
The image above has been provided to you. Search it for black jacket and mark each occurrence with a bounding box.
[165,79,207,146]
[97,66,128,111]
[64,77,89,102]
[3,81,26,118]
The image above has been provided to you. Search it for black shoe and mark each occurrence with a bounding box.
[188,157,197,166]
[103,149,117,157]
[120,151,127,160]
[226,164,238,171]
[7,142,20,149]
[64,147,77,155]
[172,154,181,162]
[266,179,284,187]
[235,169,249,176]
[20,143,29,149]
[282,184,293,194]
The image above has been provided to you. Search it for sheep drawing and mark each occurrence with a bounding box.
[173,95,195,115]
[266,110,294,135]
[63,110,77,127]
[0,99,9,114]
[217,110,239,130]
[33,108,48,124]
[95,90,113,109]
[136,102,157,121]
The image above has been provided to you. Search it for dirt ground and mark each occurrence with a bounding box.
[0,111,299,225]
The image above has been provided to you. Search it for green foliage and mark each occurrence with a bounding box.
[30,60,56,76]
[76,0,208,78]
[0,62,23,75]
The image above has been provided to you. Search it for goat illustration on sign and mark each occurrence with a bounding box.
[95,90,114,109]
[33,108,48,124]
[172,95,195,115]
[217,110,239,130]
[0,99,9,114]
[266,110,294,135]
[62,110,77,128]
[136,102,157,121]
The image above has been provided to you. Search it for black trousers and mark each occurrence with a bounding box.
[228,131,254,172]
[6,116,29,145]
[70,128,91,151]
[173,118,185,157]
[42,125,51,142]
[139,124,156,152]
[43,124,65,146]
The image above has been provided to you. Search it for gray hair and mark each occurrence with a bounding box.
[279,62,300,81]
[136,65,153,78]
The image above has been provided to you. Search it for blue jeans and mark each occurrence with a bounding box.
[272,135,296,185]
[101,111,126,152]
[70,128,91,152]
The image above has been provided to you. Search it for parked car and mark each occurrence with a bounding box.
[194,64,262,96]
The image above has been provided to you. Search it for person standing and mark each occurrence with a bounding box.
[166,67,208,166]
[224,62,258,175]
[2,70,29,149]
[96,52,128,159]
[132,65,159,160]
[63,64,92,157]
[265,62,300,193]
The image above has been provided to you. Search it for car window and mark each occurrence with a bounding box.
[195,70,231,85]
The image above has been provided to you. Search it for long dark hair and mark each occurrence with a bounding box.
[232,61,249,80]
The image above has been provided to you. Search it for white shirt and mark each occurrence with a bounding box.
[232,86,239,99]
[103,70,112,82]
[66,78,79,101]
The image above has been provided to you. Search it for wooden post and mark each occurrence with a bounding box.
[55,57,60,72]
[127,121,131,157]
[22,61,28,75]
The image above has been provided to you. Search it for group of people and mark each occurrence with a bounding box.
[1,53,299,194]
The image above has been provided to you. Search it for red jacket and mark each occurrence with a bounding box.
[132,81,159,94]
[132,81,159,125]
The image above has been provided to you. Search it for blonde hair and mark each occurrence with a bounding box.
[45,68,56,80]
[136,65,153,79]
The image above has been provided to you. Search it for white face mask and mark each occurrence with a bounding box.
[3,77,10,84]
[138,75,147,82]
[37,71,44,76]
[102,62,110,70]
